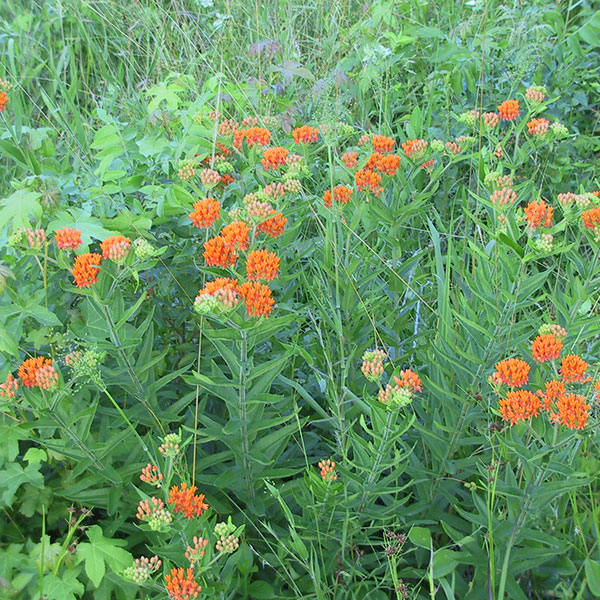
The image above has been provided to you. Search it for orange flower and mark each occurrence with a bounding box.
[292,125,319,144]
[341,151,358,168]
[551,393,589,430]
[167,483,208,519]
[199,277,239,296]
[246,249,280,281]
[261,147,289,170]
[494,358,530,387]
[524,200,553,230]
[189,197,220,229]
[35,364,59,389]
[497,99,519,121]
[0,91,8,111]
[220,173,235,186]
[100,235,131,261]
[55,227,82,250]
[420,159,435,170]
[318,459,337,482]
[233,126,271,148]
[258,213,287,238]
[490,187,517,206]
[499,390,541,425]
[72,253,102,288]
[372,135,395,154]
[393,369,422,393]
[203,236,238,268]
[560,354,589,383]
[0,374,19,399]
[221,221,250,251]
[401,139,428,158]
[531,334,562,362]
[483,112,500,127]
[527,118,549,135]
[355,168,383,196]
[376,153,401,175]
[582,207,600,230]
[238,282,274,317]
[165,567,201,600]
[539,379,566,411]
[17,357,53,388]
[323,185,353,208]
[365,153,383,171]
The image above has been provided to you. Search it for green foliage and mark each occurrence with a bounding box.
[1,0,600,599]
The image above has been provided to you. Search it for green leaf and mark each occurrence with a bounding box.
[249,580,275,598]
[585,559,600,596]
[433,549,459,578]
[76,525,132,587]
[0,189,42,232]
[0,461,44,505]
[0,323,19,356]
[409,526,431,549]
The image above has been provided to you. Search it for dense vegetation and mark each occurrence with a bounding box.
[1,1,600,598]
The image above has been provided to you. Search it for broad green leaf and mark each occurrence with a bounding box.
[76,525,132,587]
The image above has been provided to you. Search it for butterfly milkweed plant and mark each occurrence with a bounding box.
[1,2,600,598]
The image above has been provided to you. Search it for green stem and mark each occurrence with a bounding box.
[359,409,395,510]
[239,329,254,499]
[102,386,155,464]
[99,302,164,434]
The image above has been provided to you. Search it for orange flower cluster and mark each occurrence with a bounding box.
[167,483,208,519]
[246,249,280,281]
[490,187,516,206]
[401,139,428,158]
[393,369,422,393]
[497,99,519,121]
[550,393,589,430]
[55,227,82,250]
[483,112,499,128]
[499,390,541,425]
[365,153,402,176]
[221,221,250,251]
[203,236,238,268]
[292,125,319,144]
[185,536,209,565]
[371,135,394,153]
[539,380,566,411]
[524,200,553,230]
[323,185,353,208]
[561,354,589,383]
[195,277,241,309]
[233,127,271,149]
[165,567,201,600]
[17,357,58,389]
[493,331,593,429]
[72,253,102,288]
[0,91,8,112]
[527,118,549,135]
[0,374,19,399]
[100,235,131,261]
[261,147,289,170]
[531,334,563,362]
[493,358,530,387]
[318,459,337,482]
[355,168,383,197]
[582,207,600,230]
[189,197,220,228]
[140,464,164,486]
[342,151,358,168]
[238,282,274,317]
[257,213,287,238]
